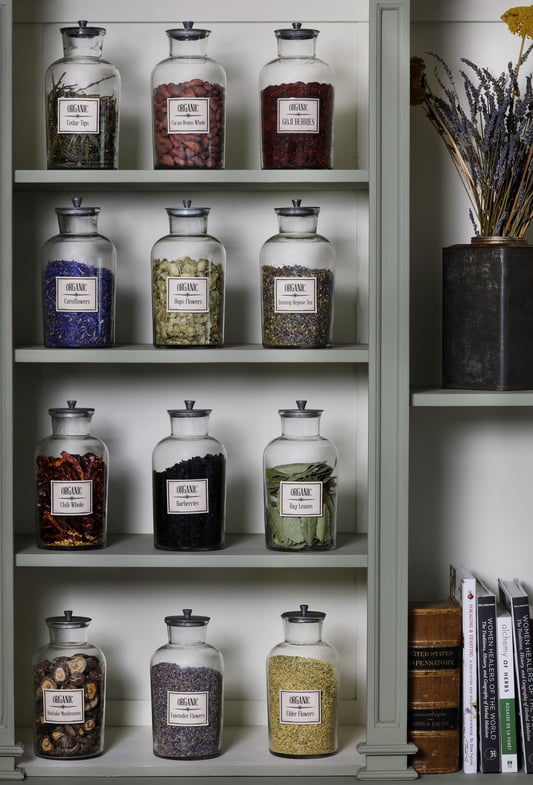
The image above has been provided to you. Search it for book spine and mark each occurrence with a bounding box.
[477,594,500,772]
[451,569,477,773]
[510,595,533,772]
[496,611,518,772]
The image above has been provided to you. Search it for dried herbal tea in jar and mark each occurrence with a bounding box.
[41,197,116,348]
[35,401,109,549]
[152,22,226,169]
[260,200,335,348]
[267,605,339,757]
[151,202,226,347]
[152,401,227,550]
[45,21,120,169]
[263,401,338,551]
[151,611,224,759]
[260,23,334,169]
[33,611,106,759]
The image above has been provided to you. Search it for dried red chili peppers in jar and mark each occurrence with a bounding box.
[260,22,335,169]
[35,400,109,549]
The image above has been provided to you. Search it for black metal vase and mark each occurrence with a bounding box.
[442,238,533,390]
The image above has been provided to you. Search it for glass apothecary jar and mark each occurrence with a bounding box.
[45,20,120,169]
[41,196,116,348]
[33,610,106,759]
[260,200,335,348]
[151,201,225,347]
[267,604,339,757]
[152,401,226,550]
[263,400,338,551]
[35,401,109,549]
[151,610,224,759]
[260,22,334,169]
[152,21,226,169]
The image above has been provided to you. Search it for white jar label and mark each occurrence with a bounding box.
[277,98,319,134]
[166,277,209,313]
[43,688,85,724]
[167,97,210,134]
[56,277,98,312]
[167,691,209,726]
[166,479,209,514]
[274,277,317,313]
[57,97,100,134]
[280,482,323,517]
[51,481,93,516]
[279,690,322,724]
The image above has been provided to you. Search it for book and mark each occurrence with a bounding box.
[496,602,518,772]
[498,578,533,773]
[407,598,462,773]
[449,563,477,773]
[475,577,501,772]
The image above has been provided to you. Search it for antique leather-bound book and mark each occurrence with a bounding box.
[407,598,462,773]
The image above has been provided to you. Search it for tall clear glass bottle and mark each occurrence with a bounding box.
[45,20,120,169]
[152,21,226,169]
[151,201,225,346]
[151,610,224,759]
[260,22,334,169]
[263,400,338,550]
[267,604,339,757]
[34,400,109,549]
[32,610,106,759]
[41,196,116,347]
[152,400,227,550]
[260,199,335,347]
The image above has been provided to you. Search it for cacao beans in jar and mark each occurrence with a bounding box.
[151,21,226,169]
[260,23,335,169]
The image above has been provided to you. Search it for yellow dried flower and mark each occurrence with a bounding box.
[502,5,533,40]
[410,56,427,106]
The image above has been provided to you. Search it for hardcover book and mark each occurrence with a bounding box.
[450,563,478,773]
[496,602,518,772]
[475,577,501,772]
[498,578,533,773]
[407,598,462,773]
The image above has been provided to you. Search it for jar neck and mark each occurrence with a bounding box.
[167,625,208,645]
[277,215,318,235]
[277,37,317,59]
[168,36,209,59]
[168,215,208,235]
[51,417,93,437]
[280,416,321,438]
[284,621,323,644]
[62,34,105,59]
[48,628,89,646]
[57,215,99,235]
[170,415,210,438]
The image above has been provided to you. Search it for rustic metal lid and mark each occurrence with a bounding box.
[275,199,319,217]
[166,200,210,218]
[165,609,210,627]
[278,400,323,418]
[281,604,326,622]
[61,20,106,38]
[167,21,211,40]
[275,22,319,40]
[55,196,100,217]
[46,610,92,628]
[49,400,95,418]
[168,400,212,418]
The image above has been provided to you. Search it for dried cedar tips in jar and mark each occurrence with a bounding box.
[33,611,106,759]
[152,22,226,169]
[35,401,109,549]
[260,23,334,169]
[45,21,120,169]
[151,610,224,759]
[152,401,227,550]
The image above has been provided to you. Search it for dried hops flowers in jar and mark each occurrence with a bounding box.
[260,22,335,169]
[151,201,225,347]
[267,605,339,757]
[33,610,106,759]
[151,610,224,759]
[35,401,109,549]
[152,21,226,169]
[45,20,120,169]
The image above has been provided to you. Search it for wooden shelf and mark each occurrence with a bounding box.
[411,388,533,407]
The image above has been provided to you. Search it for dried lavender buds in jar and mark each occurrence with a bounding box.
[151,663,223,759]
